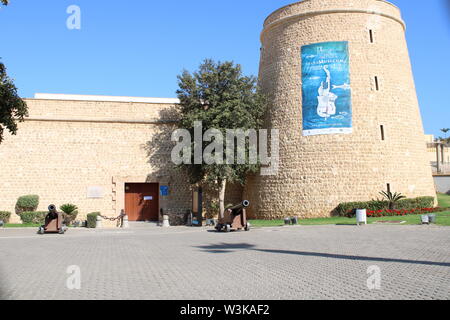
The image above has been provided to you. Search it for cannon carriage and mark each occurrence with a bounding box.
[38,205,67,235]
[215,200,251,232]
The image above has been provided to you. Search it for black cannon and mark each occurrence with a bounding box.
[215,200,251,232]
[38,205,66,235]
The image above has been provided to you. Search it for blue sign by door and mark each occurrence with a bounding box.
[160,185,169,196]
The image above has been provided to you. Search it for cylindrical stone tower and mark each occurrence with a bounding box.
[244,0,436,219]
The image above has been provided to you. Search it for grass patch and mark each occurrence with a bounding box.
[437,193,450,208]
[3,223,41,228]
[250,211,450,227]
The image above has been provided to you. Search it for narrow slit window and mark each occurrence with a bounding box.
[380,125,385,141]
[369,29,374,43]
[374,76,379,91]
[387,184,391,193]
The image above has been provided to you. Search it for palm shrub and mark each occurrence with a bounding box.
[15,195,39,215]
[60,204,78,226]
[0,211,11,223]
[379,191,406,210]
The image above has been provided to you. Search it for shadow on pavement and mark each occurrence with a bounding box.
[196,243,450,267]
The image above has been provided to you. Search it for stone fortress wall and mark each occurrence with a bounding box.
[0,95,241,225]
[244,0,436,219]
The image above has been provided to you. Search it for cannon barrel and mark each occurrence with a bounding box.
[47,204,58,219]
[229,200,250,212]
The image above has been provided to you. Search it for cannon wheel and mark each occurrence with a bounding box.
[245,223,251,231]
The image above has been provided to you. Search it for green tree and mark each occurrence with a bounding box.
[0,62,28,143]
[176,59,267,218]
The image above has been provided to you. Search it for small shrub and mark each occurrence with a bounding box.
[19,211,47,224]
[60,204,79,226]
[396,197,435,210]
[15,195,39,215]
[0,211,12,223]
[336,200,388,217]
[87,212,100,228]
[415,197,435,209]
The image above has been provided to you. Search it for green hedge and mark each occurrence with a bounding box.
[19,211,47,224]
[0,211,12,223]
[336,196,436,217]
[15,195,39,214]
[87,212,100,228]
[396,197,435,210]
[336,200,388,217]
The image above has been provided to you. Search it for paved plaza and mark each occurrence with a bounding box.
[0,224,449,300]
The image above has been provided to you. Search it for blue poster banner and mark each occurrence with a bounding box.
[301,41,352,136]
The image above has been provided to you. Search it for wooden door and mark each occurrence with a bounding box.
[124,183,159,221]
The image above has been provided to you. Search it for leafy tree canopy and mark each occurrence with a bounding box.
[0,61,28,143]
[176,59,266,184]
[176,59,267,217]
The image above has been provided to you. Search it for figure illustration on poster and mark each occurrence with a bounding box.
[317,66,337,118]
[317,65,351,119]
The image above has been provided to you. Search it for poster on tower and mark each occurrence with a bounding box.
[301,41,352,136]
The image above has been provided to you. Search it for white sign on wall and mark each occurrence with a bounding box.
[87,186,104,199]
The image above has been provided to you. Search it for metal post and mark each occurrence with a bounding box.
[436,143,441,173]
[197,187,203,226]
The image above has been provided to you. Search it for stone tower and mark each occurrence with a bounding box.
[244,0,436,219]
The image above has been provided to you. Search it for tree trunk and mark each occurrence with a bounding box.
[219,179,227,219]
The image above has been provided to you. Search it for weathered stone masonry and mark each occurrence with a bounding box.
[0,96,242,225]
[244,0,436,219]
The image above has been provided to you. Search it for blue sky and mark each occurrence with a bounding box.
[1,0,449,136]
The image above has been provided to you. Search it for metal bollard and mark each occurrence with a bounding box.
[162,215,170,228]
[122,215,129,229]
[95,215,103,229]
